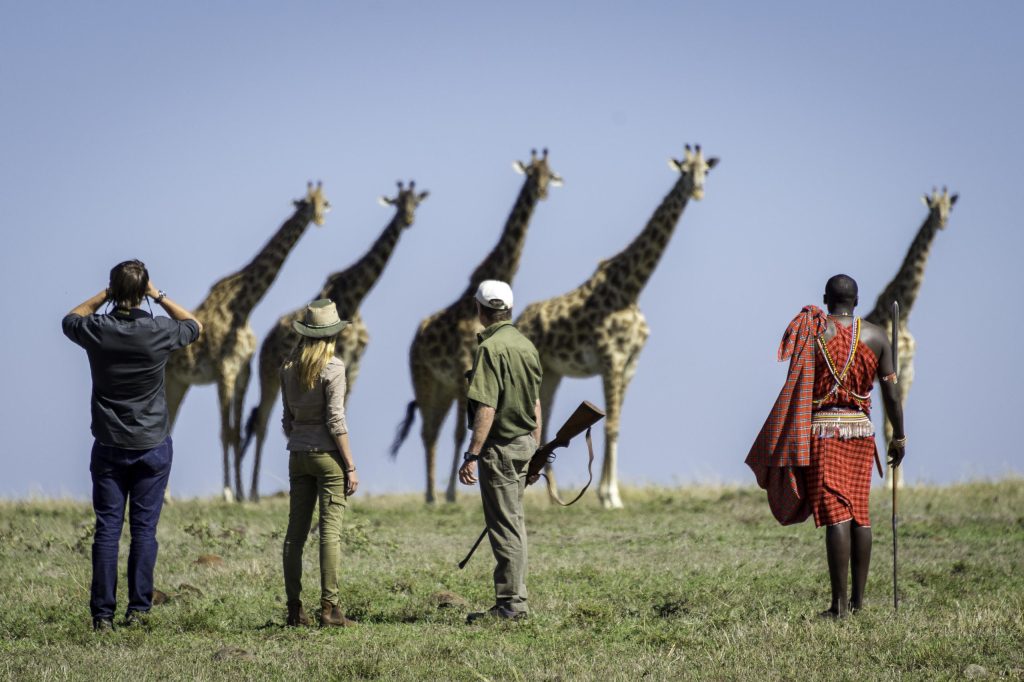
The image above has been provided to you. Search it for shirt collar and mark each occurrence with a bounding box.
[112,307,154,321]
[477,320,513,343]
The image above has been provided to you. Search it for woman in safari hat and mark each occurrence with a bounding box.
[280,298,359,627]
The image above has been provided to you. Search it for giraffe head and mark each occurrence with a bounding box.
[512,148,563,200]
[378,180,430,227]
[921,186,958,228]
[295,181,331,226]
[668,144,719,201]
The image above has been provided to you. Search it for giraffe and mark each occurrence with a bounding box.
[515,145,718,509]
[864,187,957,489]
[390,149,561,504]
[242,180,429,501]
[165,182,330,502]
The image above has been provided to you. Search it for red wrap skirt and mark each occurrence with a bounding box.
[807,436,876,527]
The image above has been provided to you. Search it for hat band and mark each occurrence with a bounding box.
[303,320,340,328]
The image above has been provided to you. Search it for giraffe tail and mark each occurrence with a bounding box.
[389,400,418,458]
[240,407,260,457]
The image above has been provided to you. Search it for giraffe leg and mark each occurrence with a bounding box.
[216,376,236,503]
[231,360,252,502]
[410,370,452,505]
[884,369,912,490]
[163,378,191,504]
[411,354,456,504]
[598,329,645,511]
[598,368,626,507]
[419,400,451,504]
[444,393,469,503]
[248,368,281,503]
[598,363,634,510]
[166,377,190,430]
[537,370,563,504]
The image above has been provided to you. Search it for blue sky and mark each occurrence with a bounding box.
[2,2,1021,500]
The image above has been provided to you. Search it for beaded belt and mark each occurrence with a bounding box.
[811,408,875,439]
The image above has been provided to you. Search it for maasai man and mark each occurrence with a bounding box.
[746,274,906,618]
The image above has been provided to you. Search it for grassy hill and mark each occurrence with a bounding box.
[1,481,1022,680]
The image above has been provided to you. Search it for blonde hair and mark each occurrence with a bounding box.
[285,334,338,391]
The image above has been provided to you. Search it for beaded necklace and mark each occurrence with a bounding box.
[813,317,870,405]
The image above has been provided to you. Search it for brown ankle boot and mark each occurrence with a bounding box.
[286,601,309,627]
[320,600,357,627]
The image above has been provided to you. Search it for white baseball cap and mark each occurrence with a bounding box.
[474,279,514,310]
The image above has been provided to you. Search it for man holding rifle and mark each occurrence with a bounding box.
[459,280,543,623]
[746,275,906,618]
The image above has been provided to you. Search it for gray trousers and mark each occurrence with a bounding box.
[478,433,536,614]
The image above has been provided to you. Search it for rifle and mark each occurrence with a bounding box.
[458,401,605,569]
[527,400,606,495]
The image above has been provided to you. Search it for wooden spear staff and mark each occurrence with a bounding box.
[891,300,900,612]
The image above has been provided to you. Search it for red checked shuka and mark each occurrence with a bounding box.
[807,317,880,527]
[746,307,881,527]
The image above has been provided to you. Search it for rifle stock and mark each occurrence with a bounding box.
[526,401,605,481]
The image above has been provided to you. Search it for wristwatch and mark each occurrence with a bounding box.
[154,290,167,304]
[463,451,479,463]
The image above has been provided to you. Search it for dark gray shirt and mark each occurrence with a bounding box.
[63,308,200,449]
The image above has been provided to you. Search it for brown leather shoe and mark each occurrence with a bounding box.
[320,600,357,627]
[286,601,310,627]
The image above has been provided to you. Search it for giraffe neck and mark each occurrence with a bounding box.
[869,212,941,324]
[458,179,538,299]
[322,214,406,317]
[231,201,314,315]
[587,174,691,307]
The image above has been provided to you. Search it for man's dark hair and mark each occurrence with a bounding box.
[109,259,149,308]
[479,305,512,324]
[824,274,858,305]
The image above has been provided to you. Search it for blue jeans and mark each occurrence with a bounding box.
[89,436,172,621]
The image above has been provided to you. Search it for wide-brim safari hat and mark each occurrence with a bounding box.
[292,299,348,338]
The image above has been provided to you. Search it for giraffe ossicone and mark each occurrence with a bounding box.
[303,180,331,225]
[921,186,958,228]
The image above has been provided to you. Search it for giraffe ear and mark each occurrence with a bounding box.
[921,194,930,206]
[417,190,430,201]
[379,196,394,207]
[668,158,683,172]
[706,157,720,169]
[549,174,564,188]
[513,161,527,175]
[949,193,959,205]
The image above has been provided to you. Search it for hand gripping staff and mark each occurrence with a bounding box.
[458,401,605,569]
[891,300,900,612]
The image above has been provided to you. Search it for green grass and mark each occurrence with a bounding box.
[1,481,1022,680]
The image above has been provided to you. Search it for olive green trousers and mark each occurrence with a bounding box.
[479,433,536,615]
[282,451,347,606]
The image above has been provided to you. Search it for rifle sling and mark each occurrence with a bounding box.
[458,427,596,569]
[540,427,595,507]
